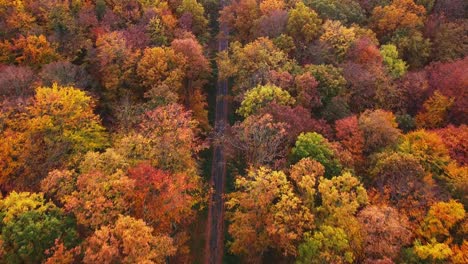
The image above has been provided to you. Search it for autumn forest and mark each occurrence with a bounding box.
[0,0,467,263]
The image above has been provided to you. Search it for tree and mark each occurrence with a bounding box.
[226,167,314,262]
[370,152,437,221]
[227,113,288,167]
[293,72,321,110]
[26,83,108,155]
[171,37,211,129]
[63,170,135,229]
[425,57,468,125]
[396,71,430,115]
[380,44,408,78]
[320,20,357,59]
[316,172,368,258]
[255,1,288,38]
[39,61,91,89]
[137,46,186,96]
[237,84,295,117]
[291,132,342,178]
[415,91,454,129]
[296,225,354,264]
[431,20,468,62]
[40,170,77,205]
[418,200,465,241]
[79,148,130,176]
[307,0,366,25]
[304,64,347,109]
[260,103,333,142]
[0,84,108,190]
[398,129,451,176]
[371,0,426,36]
[170,37,210,93]
[443,162,468,206]
[390,29,432,69]
[219,0,260,43]
[358,205,412,261]
[435,125,467,165]
[176,0,209,42]
[102,0,142,23]
[346,38,382,65]
[286,2,322,44]
[433,0,465,20]
[218,37,292,99]
[0,192,78,263]
[414,200,466,262]
[95,31,139,101]
[116,103,203,174]
[83,215,176,264]
[0,35,60,68]
[317,172,368,225]
[289,158,325,206]
[358,109,402,154]
[0,65,35,98]
[44,239,81,264]
[127,162,200,233]
[335,115,365,165]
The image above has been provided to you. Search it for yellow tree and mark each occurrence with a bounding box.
[286,2,322,44]
[319,20,356,59]
[137,46,187,101]
[226,167,314,262]
[0,84,108,191]
[415,91,454,129]
[316,172,368,258]
[414,200,466,262]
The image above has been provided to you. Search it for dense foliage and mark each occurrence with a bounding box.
[0,0,466,263]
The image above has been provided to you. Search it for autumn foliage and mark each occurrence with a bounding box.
[0,0,466,263]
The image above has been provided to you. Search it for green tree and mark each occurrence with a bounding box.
[380,44,408,78]
[296,225,354,264]
[307,0,365,25]
[287,2,322,43]
[304,64,347,108]
[176,0,209,42]
[291,132,342,178]
[237,84,295,117]
[390,29,432,69]
[317,172,368,225]
[0,192,77,263]
[218,37,292,99]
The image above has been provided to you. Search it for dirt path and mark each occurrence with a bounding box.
[204,1,229,263]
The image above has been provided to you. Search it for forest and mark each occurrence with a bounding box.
[0,0,466,263]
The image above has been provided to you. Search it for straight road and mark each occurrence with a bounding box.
[205,0,229,264]
[205,0,229,263]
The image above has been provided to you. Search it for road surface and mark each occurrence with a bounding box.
[205,0,229,263]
